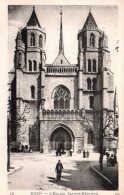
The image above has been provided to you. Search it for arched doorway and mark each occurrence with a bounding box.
[50,126,73,150]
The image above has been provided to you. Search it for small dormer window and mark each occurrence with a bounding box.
[61,60,63,64]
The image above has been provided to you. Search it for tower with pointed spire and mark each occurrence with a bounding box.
[9,6,117,153]
[59,7,64,54]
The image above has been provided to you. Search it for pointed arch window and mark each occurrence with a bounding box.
[30,33,35,46]
[31,132,36,144]
[92,78,97,90]
[33,60,37,71]
[87,78,91,90]
[31,85,35,99]
[29,60,32,71]
[90,33,95,47]
[53,85,71,109]
[88,59,91,72]
[93,59,96,72]
[89,96,94,109]
[39,35,43,48]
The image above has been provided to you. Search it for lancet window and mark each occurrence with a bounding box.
[31,85,35,99]
[39,35,43,48]
[90,33,95,47]
[30,33,35,46]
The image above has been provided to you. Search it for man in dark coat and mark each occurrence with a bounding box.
[55,160,63,181]
[83,150,85,158]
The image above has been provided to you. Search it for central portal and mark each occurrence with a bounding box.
[50,127,73,150]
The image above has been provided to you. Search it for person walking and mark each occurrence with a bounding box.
[70,148,73,156]
[110,154,115,166]
[83,150,85,158]
[87,150,89,158]
[55,160,63,181]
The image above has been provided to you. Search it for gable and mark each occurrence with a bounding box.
[53,52,70,66]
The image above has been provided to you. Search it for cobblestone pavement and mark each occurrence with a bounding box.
[8,152,114,190]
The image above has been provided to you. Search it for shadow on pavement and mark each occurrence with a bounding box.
[48,160,115,190]
[47,177,56,183]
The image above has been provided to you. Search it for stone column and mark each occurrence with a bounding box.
[78,51,84,109]
[70,98,74,110]
[40,51,46,109]
[43,139,49,153]
[83,132,88,150]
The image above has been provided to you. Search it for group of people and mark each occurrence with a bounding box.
[56,148,90,158]
[56,148,73,157]
[56,148,64,156]
[77,147,90,158]
[83,150,89,158]
[106,152,117,166]
[21,145,32,153]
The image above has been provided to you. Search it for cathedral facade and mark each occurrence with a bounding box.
[9,7,117,152]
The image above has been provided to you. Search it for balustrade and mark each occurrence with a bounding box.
[45,66,78,74]
[41,109,85,120]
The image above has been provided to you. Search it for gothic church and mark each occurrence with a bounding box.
[9,7,117,152]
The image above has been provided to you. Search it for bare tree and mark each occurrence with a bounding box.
[79,108,115,171]
[7,84,30,171]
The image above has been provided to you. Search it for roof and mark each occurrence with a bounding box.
[83,11,97,30]
[27,7,41,28]
[53,52,70,66]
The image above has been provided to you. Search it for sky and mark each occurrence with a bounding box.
[8,5,119,83]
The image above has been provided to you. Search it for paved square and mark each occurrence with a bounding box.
[8,152,114,190]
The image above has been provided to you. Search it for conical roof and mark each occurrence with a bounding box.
[27,7,41,28]
[83,10,97,29]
